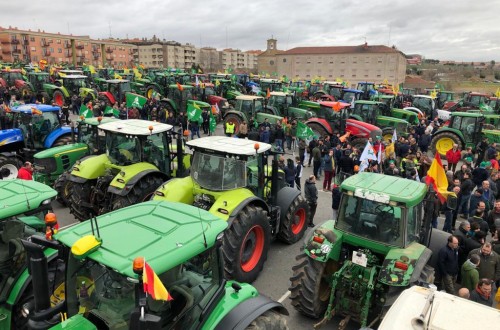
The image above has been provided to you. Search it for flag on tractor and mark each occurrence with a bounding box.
[114,73,122,79]
[125,93,147,109]
[39,59,47,70]
[209,111,217,133]
[195,75,199,86]
[266,88,271,98]
[332,101,342,112]
[496,88,500,98]
[79,104,93,118]
[392,128,397,143]
[187,103,202,122]
[426,153,454,203]
[143,262,172,301]
[295,121,315,140]
[31,107,43,115]
[215,79,220,87]
[104,106,119,117]
[176,82,184,91]
[479,102,492,112]
[133,68,142,79]
[359,141,377,172]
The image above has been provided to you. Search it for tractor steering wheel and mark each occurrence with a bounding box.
[375,204,394,215]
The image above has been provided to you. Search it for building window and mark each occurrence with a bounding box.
[377,74,381,78]
[58,48,62,53]
[352,74,356,78]
[283,58,286,63]
[50,48,54,52]
[317,62,322,64]
[31,47,36,51]
[30,37,35,42]
[270,60,274,65]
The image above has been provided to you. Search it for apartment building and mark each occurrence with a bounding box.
[220,48,259,71]
[259,39,407,86]
[0,26,135,67]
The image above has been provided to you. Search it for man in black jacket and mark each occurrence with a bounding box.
[305,175,318,227]
[437,235,459,294]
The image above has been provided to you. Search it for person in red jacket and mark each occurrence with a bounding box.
[17,161,33,180]
[446,144,462,173]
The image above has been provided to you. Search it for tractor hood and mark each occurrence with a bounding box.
[346,118,382,140]
[0,179,56,219]
[14,79,26,89]
[0,128,24,146]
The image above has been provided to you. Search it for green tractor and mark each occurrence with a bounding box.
[223,95,284,135]
[67,119,189,221]
[214,79,242,106]
[258,78,284,97]
[97,79,133,106]
[289,172,456,329]
[0,179,60,329]
[430,112,500,156]
[350,100,416,141]
[25,72,52,103]
[265,91,315,120]
[153,136,309,283]
[52,74,98,106]
[33,116,119,205]
[161,84,213,116]
[22,201,289,329]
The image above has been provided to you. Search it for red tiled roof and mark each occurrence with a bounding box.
[404,75,434,85]
[282,44,401,55]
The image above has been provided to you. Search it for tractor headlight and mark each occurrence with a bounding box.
[41,199,52,205]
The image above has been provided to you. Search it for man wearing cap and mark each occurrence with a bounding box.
[384,160,399,176]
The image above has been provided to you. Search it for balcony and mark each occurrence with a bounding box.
[23,39,29,45]
[105,47,113,53]
[92,46,99,52]
[2,49,11,54]
[65,51,72,57]
[12,49,21,54]
[1,40,10,44]
[64,42,72,49]
[93,53,100,60]
[75,44,84,50]
[11,39,20,45]
[105,55,113,61]
[41,39,49,47]
[43,50,51,56]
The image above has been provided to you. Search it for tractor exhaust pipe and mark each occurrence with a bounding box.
[22,239,51,312]
[177,135,184,177]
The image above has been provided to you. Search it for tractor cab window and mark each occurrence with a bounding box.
[106,134,141,165]
[65,256,135,327]
[78,124,97,151]
[120,82,132,94]
[145,133,169,173]
[191,152,247,191]
[254,99,264,112]
[204,86,215,96]
[412,97,433,116]
[453,116,478,142]
[407,203,423,244]
[468,95,486,107]
[336,194,404,247]
[30,112,60,141]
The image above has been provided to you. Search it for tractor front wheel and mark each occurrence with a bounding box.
[146,86,159,99]
[54,172,72,206]
[111,176,164,211]
[222,205,270,283]
[289,251,338,318]
[223,114,242,135]
[0,156,22,180]
[68,180,95,222]
[430,132,462,156]
[246,310,288,330]
[278,195,309,244]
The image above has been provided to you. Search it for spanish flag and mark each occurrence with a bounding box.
[425,153,452,203]
[143,262,172,301]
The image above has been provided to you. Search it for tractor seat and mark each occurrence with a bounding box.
[358,221,378,240]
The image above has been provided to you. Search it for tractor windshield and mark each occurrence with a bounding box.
[336,194,404,247]
[78,123,103,153]
[65,246,222,329]
[106,134,141,165]
[412,97,433,114]
[190,152,247,191]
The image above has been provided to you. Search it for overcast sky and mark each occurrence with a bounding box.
[2,0,499,61]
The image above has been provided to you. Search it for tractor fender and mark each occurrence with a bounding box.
[107,163,162,192]
[346,118,381,140]
[0,128,24,146]
[276,187,301,224]
[226,195,269,226]
[108,169,169,196]
[305,118,332,135]
[302,220,341,263]
[152,177,195,204]
[44,127,73,148]
[223,110,244,120]
[69,154,110,181]
[377,242,431,287]
[14,79,26,89]
[0,78,6,88]
[426,228,452,271]
[214,294,288,330]
[264,105,279,116]
[99,91,116,105]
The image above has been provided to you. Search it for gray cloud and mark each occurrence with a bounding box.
[1,0,499,61]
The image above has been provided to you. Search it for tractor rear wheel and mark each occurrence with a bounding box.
[19,86,32,99]
[308,123,328,139]
[53,135,72,147]
[246,310,288,330]
[289,250,338,318]
[68,180,95,222]
[430,132,462,156]
[40,92,50,104]
[111,175,164,211]
[351,138,368,151]
[278,195,308,244]
[223,114,242,135]
[222,205,270,283]
[146,86,159,99]
[52,90,65,107]
[54,172,72,206]
[0,156,22,179]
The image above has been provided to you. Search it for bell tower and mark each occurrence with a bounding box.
[267,38,277,51]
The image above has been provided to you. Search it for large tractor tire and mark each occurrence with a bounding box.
[68,180,95,222]
[278,195,308,244]
[223,114,242,135]
[39,92,50,104]
[19,86,32,100]
[0,156,22,180]
[382,128,395,143]
[246,310,288,330]
[53,135,73,147]
[307,123,328,139]
[146,86,159,99]
[350,137,368,151]
[430,132,463,157]
[289,251,338,318]
[222,205,271,283]
[111,175,164,211]
[54,172,72,206]
[52,90,65,107]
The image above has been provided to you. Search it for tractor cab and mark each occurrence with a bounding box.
[356,82,376,100]
[448,112,483,145]
[316,101,350,132]
[0,69,24,86]
[412,95,435,118]
[436,91,455,109]
[259,78,283,93]
[59,75,91,96]
[340,88,362,103]
[351,101,381,124]
[11,104,62,150]
[101,79,132,105]
[401,88,416,96]
[466,92,490,107]
[267,92,294,113]
[234,95,265,118]
[322,81,344,100]
[28,72,50,91]
[167,84,194,113]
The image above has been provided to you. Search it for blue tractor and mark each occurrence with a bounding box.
[0,104,73,179]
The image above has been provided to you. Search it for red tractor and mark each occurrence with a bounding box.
[443,92,490,112]
[306,101,382,149]
[0,69,31,100]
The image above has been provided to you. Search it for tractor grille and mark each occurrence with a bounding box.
[33,157,57,174]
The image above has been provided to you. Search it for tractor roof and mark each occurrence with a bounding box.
[62,75,87,79]
[324,81,343,85]
[0,179,56,219]
[59,70,83,74]
[28,72,49,76]
[187,136,272,155]
[169,84,193,89]
[1,69,22,73]
[343,88,362,93]
[98,119,173,135]
[260,78,281,83]
[319,101,351,108]
[105,79,130,84]
[340,173,427,207]
[236,95,264,101]
[413,95,434,99]
[54,201,228,278]
[450,112,483,118]
[270,91,290,97]
[355,100,379,105]
[78,116,119,126]
[12,103,60,113]
[469,92,490,97]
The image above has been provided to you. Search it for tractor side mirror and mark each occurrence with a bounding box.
[446,195,457,210]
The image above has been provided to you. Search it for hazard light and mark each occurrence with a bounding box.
[133,257,144,274]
